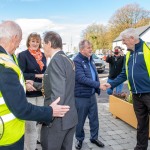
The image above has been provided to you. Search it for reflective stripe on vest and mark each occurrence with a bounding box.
[0,54,26,91]
[0,97,5,105]
[1,113,16,123]
[143,43,150,77]
[125,42,150,91]
[0,53,25,146]
[125,51,131,90]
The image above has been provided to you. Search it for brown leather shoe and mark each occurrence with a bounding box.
[75,140,83,149]
[90,139,105,147]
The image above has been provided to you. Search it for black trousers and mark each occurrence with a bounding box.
[133,93,150,150]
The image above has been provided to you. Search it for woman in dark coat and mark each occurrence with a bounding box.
[18,33,46,150]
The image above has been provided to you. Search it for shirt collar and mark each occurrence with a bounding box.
[49,50,61,63]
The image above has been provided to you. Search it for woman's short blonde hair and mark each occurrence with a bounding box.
[26,32,42,48]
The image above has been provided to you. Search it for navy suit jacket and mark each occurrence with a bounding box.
[18,50,46,97]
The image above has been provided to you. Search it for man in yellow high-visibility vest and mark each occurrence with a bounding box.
[0,21,70,150]
[104,28,150,150]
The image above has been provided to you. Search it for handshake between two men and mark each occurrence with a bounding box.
[100,83,111,91]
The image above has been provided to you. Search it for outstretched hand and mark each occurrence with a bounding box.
[100,84,107,91]
[104,83,111,88]
[50,97,70,117]
[100,83,111,91]
[26,80,34,85]
[26,80,36,92]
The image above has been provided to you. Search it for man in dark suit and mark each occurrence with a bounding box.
[0,21,70,150]
[41,31,78,150]
[73,40,105,149]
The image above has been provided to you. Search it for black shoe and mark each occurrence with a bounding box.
[75,140,82,149]
[37,140,41,144]
[90,139,105,147]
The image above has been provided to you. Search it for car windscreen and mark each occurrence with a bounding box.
[92,54,99,59]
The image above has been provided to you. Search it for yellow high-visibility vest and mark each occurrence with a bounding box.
[0,53,26,146]
[125,43,150,91]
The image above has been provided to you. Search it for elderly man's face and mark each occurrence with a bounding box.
[122,36,135,50]
[10,35,22,55]
[81,42,92,58]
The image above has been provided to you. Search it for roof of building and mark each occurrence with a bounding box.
[113,25,150,42]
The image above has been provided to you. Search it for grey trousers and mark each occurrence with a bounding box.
[24,96,44,150]
[41,119,75,150]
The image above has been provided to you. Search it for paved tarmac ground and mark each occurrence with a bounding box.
[36,63,150,150]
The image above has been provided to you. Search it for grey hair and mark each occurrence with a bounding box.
[120,28,139,40]
[43,31,62,49]
[79,40,91,50]
[0,21,22,40]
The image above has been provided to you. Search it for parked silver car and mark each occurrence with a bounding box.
[92,53,105,73]
[67,53,105,73]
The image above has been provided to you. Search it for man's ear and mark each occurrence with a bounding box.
[48,41,51,48]
[130,36,135,40]
[11,35,17,42]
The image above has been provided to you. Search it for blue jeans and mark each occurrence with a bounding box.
[107,78,123,95]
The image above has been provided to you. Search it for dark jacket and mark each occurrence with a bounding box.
[18,50,46,97]
[73,52,100,98]
[0,46,52,124]
[106,55,124,79]
[110,39,150,94]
